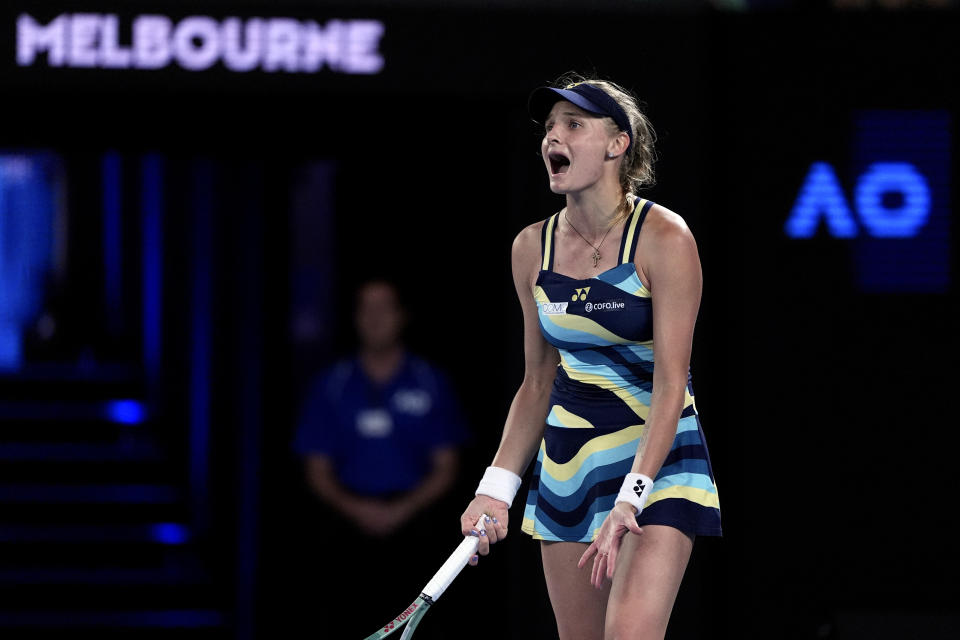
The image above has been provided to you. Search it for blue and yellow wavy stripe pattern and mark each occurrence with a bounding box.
[521,199,721,542]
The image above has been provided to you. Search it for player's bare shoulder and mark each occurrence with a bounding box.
[639,202,698,257]
[512,219,545,258]
[511,218,548,286]
[635,202,700,291]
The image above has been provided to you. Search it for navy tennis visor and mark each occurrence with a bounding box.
[528,83,633,152]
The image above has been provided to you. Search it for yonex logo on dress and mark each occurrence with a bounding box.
[572,287,591,301]
[584,300,625,313]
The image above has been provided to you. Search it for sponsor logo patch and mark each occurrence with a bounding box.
[584,300,625,313]
[541,302,568,315]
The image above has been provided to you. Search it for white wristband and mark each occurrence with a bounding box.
[615,473,654,515]
[475,466,522,508]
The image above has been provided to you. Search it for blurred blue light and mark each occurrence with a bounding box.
[151,523,190,545]
[785,110,950,293]
[784,162,858,238]
[855,162,930,238]
[142,155,164,382]
[852,110,951,293]
[103,152,124,330]
[105,399,146,425]
[0,153,58,370]
[787,160,936,239]
[0,331,18,371]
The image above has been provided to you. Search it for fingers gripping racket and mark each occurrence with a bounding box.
[362,516,485,639]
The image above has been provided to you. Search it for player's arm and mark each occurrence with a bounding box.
[630,205,702,483]
[490,223,559,475]
[460,222,559,551]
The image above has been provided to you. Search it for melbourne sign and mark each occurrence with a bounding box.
[16,13,385,74]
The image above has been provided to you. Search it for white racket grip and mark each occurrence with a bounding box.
[421,516,484,601]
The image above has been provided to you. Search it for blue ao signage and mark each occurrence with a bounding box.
[784,111,951,293]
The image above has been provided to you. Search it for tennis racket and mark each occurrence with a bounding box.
[362,515,485,639]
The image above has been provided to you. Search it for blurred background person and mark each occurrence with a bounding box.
[294,278,467,537]
[290,277,468,634]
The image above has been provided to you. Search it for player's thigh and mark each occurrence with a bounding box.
[605,525,694,640]
[541,541,609,640]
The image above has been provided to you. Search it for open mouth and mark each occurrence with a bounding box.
[549,152,571,175]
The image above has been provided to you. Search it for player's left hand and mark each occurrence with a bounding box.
[460,495,509,567]
[576,502,643,588]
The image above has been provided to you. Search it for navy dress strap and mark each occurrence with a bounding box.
[540,212,560,272]
[620,198,654,264]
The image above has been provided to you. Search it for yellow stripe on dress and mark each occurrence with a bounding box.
[646,484,720,510]
[559,353,651,421]
[540,423,646,482]
[548,405,596,429]
[620,198,647,264]
[541,215,557,271]
[558,345,695,415]
[521,516,541,538]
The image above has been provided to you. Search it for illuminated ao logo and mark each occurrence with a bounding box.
[784,162,931,238]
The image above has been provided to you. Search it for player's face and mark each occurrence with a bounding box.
[355,282,405,351]
[541,101,614,194]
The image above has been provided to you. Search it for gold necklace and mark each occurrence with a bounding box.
[564,211,615,268]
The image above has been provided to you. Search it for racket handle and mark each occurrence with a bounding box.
[421,516,484,601]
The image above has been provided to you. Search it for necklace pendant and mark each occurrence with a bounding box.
[592,249,601,268]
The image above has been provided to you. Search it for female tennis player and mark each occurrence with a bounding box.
[461,74,721,639]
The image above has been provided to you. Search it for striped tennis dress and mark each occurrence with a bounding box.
[521,198,722,542]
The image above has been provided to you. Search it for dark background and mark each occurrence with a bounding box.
[0,2,957,639]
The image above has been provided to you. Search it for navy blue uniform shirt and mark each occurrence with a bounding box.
[294,354,467,496]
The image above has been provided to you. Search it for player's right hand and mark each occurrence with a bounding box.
[460,495,509,565]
